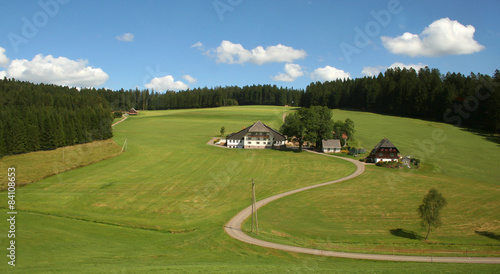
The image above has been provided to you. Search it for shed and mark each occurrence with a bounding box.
[322,139,342,153]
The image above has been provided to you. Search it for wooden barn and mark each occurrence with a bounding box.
[369,138,400,163]
[128,108,138,115]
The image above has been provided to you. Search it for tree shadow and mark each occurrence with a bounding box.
[460,127,500,147]
[390,228,423,240]
[475,231,500,241]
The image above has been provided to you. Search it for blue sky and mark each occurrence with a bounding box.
[0,0,499,91]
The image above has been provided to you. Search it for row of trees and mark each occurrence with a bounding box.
[301,68,500,133]
[0,78,114,156]
[95,85,303,111]
[280,106,355,150]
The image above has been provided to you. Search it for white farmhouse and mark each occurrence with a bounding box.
[226,121,286,149]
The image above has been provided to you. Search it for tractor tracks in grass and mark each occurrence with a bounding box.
[224,150,500,264]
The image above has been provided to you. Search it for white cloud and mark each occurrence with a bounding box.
[0,70,6,79]
[6,54,108,87]
[362,62,428,76]
[145,75,188,91]
[116,33,134,42]
[361,66,386,77]
[272,63,304,82]
[310,66,350,82]
[0,47,9,67]
[381,18,485,57]
[214,40,306,65]
[182,74,197,84]
[191,41,203,49]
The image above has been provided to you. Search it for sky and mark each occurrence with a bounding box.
[0,0,499,92]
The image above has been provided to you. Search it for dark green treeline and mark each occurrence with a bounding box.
[0,78,113,156]
[301,68,500,133]
[97,85,303,111]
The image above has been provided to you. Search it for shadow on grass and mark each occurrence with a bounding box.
[390,228,423,240]
[460,127,500,147]
[475,231,500,241]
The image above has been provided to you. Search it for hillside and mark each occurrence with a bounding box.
[0,106,498,272]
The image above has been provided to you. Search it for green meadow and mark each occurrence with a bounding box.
[0,106,499,273]
[244,109,500,256]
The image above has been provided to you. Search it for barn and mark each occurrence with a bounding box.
[128,108,138,115]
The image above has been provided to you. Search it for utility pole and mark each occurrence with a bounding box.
[251,179,259,235]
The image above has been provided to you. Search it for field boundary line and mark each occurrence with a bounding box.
[224,150,500,264]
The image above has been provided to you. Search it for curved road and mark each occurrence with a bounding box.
[224,150,500,264]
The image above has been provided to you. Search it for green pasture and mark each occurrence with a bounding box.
[244,108,500,256]
[0,106,498,272]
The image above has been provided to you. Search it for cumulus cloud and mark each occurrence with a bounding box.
[145,75,188,91]
[0,70,5,79]
[362,62,428,76]
[310,66,350,82]
[0,47,9,67]
[182,74,197,84]
[6,54,108,87]
[116,33,134,42]
[381,18,485,57]
[272,63,304,82]
[214,40,306,65]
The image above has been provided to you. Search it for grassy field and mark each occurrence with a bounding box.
[0,106,498,273]
[243,109,500,257]
[0,139,122,190]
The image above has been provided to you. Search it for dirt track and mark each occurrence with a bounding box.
[224,150,500,264]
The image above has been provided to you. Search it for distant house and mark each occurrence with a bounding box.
[226,121,286,149]
[322,139,341,153]
[369,138,400,163]
[128,108,138,115]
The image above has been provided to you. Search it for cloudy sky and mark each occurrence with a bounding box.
[0,0,498,91]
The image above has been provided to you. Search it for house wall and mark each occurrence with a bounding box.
[244,132,273,148]
[227,139,244,148]
[373,150,399,162]
[227,131,285,149]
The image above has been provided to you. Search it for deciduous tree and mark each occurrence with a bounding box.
[417,188,447,240]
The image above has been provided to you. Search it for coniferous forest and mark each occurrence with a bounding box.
[0,79,113,156]
[1,67,499,157]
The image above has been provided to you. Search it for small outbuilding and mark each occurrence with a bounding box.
[369,138,400,163]
[322,139,341,153]
[128,108,138,115]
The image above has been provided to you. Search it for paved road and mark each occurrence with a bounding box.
[224,151,500,264]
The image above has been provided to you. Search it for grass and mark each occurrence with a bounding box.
[0,106,498,273]
[243,109,500,257]
[0,139,122,190]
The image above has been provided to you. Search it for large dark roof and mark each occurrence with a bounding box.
[226,121,286,141]
[371,138,399,153]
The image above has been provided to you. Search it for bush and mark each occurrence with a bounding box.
[113,112,123,118]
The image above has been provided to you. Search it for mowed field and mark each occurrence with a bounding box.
[244,109,500,256]
[0,106,499,273]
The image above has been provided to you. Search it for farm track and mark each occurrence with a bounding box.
[224,150,500,264]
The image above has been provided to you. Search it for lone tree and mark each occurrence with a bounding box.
[220,126,225,137]
[417,188,447,240]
